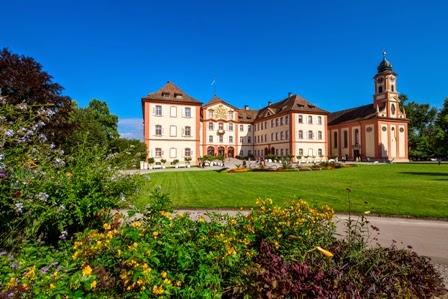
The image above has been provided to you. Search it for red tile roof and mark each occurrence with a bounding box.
[142,81,201,105]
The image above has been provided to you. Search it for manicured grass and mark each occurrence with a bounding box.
[135,164,448,218]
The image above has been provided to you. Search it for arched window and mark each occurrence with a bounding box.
[354,129,359,145]
[207,146,215,156]
[298,130,303,139]
[308,130,313,139]
[333,132,338,148]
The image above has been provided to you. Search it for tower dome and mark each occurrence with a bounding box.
[377,51,393,72]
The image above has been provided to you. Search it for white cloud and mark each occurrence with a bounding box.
[118,118,143,140]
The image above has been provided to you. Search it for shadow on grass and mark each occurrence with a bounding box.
[400,172,448,177]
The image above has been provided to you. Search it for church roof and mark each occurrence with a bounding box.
[142,81,201,104]
[256,94,328,119]
[328,103,381,125]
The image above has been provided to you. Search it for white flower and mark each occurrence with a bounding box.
[17,103,28,110]
[59,230,68,240]
[37,192,49,202]
[15,202,24,213]
[54,158,65,168]
[0,154,3,161]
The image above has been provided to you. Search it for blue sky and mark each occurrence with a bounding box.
[1,0,447,139]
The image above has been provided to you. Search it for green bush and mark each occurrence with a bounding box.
[0,193,445,298]
[0,103,142,247]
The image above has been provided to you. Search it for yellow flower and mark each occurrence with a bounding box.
[131,221,142,228]
[175,280,182,287]
[66,172,72,177]
[24,266,36,279]
[103,223,111,230]
[82,265,93,276]
[160,211,172,219]
[153,231,159,238]
[316,246,334,258]
[163,278,172,285]
[152,285,164,295]
[50,283,56,289]
[7,277,17,288]
[161,271,168,279]
[91,280,97,289]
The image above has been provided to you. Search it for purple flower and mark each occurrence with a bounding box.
[59,230,68,240]
[5,130,14,137]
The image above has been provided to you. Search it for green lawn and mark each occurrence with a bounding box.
[135,164,448,219]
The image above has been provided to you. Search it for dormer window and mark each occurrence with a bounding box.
[174,93,183,99]
[162,92,170,98]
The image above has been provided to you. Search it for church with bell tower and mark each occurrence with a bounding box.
[328,53,409,162]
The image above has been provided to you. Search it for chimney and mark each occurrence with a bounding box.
[244,105,250,110]
[268,100,272,106]
[288,92,292,99]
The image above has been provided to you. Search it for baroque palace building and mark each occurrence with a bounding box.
[142,55,409,165]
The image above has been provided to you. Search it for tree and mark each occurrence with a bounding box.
[66,99,119,152]
[435,97,448,159]
[401,94,438,160]
[0,48,73,146]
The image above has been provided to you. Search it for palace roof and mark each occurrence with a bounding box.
[256,94,328,119]
[142,81,201,104]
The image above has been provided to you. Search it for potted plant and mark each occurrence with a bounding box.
[172,159,179,168]
[147,157,155,170]
[185,156,192,168]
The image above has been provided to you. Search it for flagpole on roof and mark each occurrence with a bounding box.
[210,79,216,96]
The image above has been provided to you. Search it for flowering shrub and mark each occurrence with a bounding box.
[1,191,443,298]
[0,102,141,247]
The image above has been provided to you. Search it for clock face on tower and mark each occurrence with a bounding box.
[215,105,227,119]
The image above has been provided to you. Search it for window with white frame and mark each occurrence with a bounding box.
[209,135,213,142]
[275,118,279,127]
[280,117,283,126]
[318,116,322,125]
[208,110,214,118]
[271,133,274,141]
[219,123,224,130]
[228,123,233,131]
[271,120,274,127]
[240,124,244,131]
[248,124,251,131]
[280,149,284,156]
[184,107,191,118]
[298,115,303,123]
[155,125,162,136]
[240,136,243,143]
[298,130,303,139]
[184,126,191,137]
[155,105,162,116]
[184,148,191,157]
[318,148,323,157]
[219,135,223,143]
[169,148,177,158]
[275,132,278,141]
[170,125,177,137]
[209,122,214,130]
[280,131,284,140]
[229,136,233,143]
[285,115,289,124]
[308,130,313,139]
[170,106,177,117]
[318,131,322,140]
[298,148,303,156]
[228,111,233,120]
[155,148,162,157]
[308,115,313,124]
